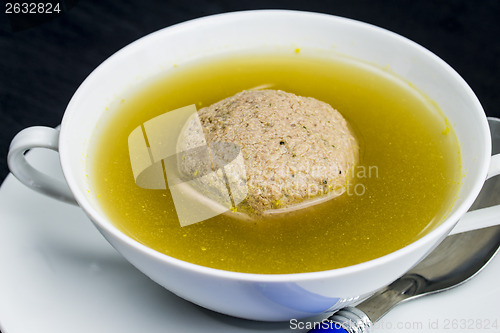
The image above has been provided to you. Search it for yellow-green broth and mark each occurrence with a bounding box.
[89,51,462,274]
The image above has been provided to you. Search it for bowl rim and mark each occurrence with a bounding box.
[59,9,491,282]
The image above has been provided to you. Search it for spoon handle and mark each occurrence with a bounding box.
[308,307,372,332]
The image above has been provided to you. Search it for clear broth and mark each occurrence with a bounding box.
[89,51,462,274]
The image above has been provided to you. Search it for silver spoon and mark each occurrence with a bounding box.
[308,223,500,332]
[308,117,500,332]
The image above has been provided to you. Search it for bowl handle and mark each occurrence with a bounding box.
[7,126,77,205]
[450,152,500,235]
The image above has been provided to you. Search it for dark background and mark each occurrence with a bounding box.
[0,0,499,182]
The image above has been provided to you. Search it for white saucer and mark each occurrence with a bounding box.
[0,148,499,333]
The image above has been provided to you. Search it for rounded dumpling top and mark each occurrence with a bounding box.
[179,89,359,216]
